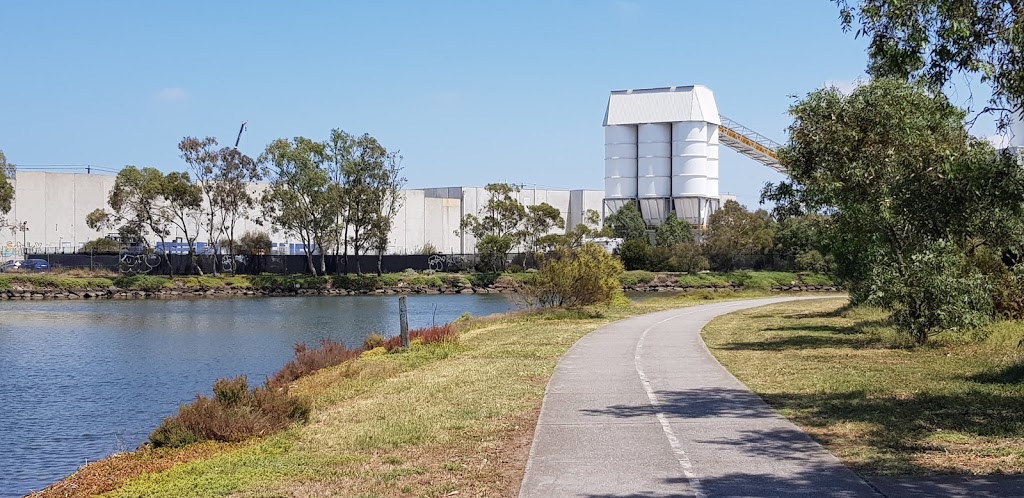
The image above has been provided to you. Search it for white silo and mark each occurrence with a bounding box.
[706,123,721,213]
[604,125,638,214]
[604,85,722,226]
[671,121,708,225]
[637,123,672,225]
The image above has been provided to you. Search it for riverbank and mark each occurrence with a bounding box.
[32,290,807,497]
[0,270,839,300]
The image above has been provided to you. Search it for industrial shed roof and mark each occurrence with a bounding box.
[603,85,721,126]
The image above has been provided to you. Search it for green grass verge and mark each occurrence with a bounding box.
[702,299,1024,476]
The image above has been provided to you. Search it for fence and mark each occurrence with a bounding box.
[27,253,479,275]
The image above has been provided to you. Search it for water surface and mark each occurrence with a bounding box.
[0,294,514,497]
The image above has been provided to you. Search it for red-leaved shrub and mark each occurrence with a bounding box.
[382,324,458,351]
[270,339,360,387]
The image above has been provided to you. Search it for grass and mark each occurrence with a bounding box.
[37,290,779,498]
[702,298,1024,476]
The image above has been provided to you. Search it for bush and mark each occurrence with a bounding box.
[526,243,625,308]
[331,274,381,291]
[250,275,330,291]
[872,241,994,344]
[113,275,171,291]
[149,376,310,448]
[732,271,797,290]
[270,339,361,387]
[619,270,656,287]
[361,346,387,358]
[617,239,653,271]
[796,250,831,274]
[467,272,500,287]
[237,231,272,256]
[382,324,458,351]
[81,237,121,253]
[363,333,386,350]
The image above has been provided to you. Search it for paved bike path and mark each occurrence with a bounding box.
[519,297,882,498]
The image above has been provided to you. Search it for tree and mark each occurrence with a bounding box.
[86,166,173,274]
[159,171,204,275]
[179,137,260,275]
[238,230,272,256]
[617,238,653,271]
[704,200,776,271]
[260,137,338,275]
[460,183,562,272]
[836,0,1024,128]
[604,203,647,242]
[368,150,406,276]
[766,79,1024,341]
[525,243,625,308]
[324,129,356,273]
[0,150,14,226]
[344,134,390,275]
[82,237,121,253]
[655,211,693,247]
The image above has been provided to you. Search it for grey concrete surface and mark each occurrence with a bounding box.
[519,297,882,498]
[865,476,1024,498]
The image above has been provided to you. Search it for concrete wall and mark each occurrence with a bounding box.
[2,171,603,258]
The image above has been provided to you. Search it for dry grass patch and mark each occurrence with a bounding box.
[703,298,1024,476]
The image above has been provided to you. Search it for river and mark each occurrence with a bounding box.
[0,294,516,497]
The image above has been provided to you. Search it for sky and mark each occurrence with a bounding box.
[0,1,1003,208]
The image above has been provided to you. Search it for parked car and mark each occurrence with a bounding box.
[19,259,50,272]
[1,260,21,273]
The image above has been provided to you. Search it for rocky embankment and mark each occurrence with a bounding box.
[0,283,522,300]
[1,282,841,300]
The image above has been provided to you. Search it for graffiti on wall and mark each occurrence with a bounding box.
[427,254,468,272]
[2,241,43,260]
[119,253,162,275]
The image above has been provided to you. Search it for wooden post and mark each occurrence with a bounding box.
[399,295,410,349]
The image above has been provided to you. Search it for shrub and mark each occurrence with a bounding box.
[363,333,386,350]
[419,243,439,255]
[382,324,458,351]
[872,241,994,344]
[331,274,381,291]
[250,275,329,291]
[408,275,444,288]
[619,270,656,287]
[270,339,361,387]
[361,346,387,358]
[81,237,121,253]
[113,275,171,291]
[237,231,272,256]
[732,271,797,290]
[467,273,500,287]
[617,239,653,271]
[526,243,625,308]
[795,250,830,274]
[149,376,310,448]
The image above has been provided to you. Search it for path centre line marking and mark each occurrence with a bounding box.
[631,302,750,498]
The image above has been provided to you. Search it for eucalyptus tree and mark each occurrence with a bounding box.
[369,150,406,276]
[260,137,339,275]
[344,134,391,275]
[460,183,563,272]
[86,166,173,274]
[324,129,355,273]
[159,171,205,275]
[836,0,1024,128]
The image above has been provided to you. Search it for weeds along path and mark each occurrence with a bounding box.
[519,296,881,498]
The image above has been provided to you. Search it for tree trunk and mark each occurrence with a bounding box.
[377,250,383,276]
[342,225,350,274]
[307,251,317,276]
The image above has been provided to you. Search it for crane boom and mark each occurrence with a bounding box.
[234,121,247,149]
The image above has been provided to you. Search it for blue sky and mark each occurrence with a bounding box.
[0,1,996,207]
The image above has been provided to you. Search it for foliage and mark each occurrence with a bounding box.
[0,149,14,223]
[112,275,171,291]
[466,272,500,287]
[603,202,647,241]
[381,324,458,352]
[237,230,272,255]
[616,238,652,271]
[765,79,1024,340]
[260,137,337,276]
[460,183,563,272]
[270,339,361,387]
[526,243,624,308]
[618,270,656,287]
[363,333,386,350]
[87,167,171,271]
[651,241,710,273]
[248,274,330,290]
[654,211,693,247]
[418,242,439,255]
[731,271,798,291]
[795,249,831,274]
[872,241,994,344]
[331,274,382,291]
[0,275,115,290]
[81,237,121,253]
[150,376,310,448]
[704,200,776,271]
[836,0,1024,130]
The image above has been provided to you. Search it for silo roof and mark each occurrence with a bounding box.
[603,85,721,126]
